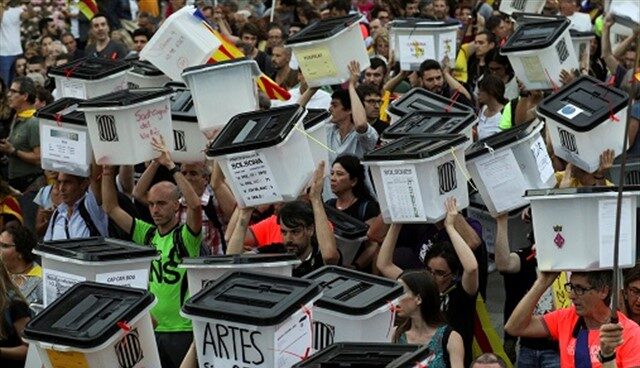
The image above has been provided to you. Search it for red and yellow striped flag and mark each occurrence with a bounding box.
[0,196,23,225]
[472,295,513,367]
[78,0,99,20]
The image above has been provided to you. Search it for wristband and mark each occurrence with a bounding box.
[598,351,616,363]
[168,166,180,176]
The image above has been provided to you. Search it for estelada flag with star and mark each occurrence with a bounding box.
[193,10,291,101]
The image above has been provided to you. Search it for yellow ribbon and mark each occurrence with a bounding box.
[294,126,336,154]
[17,109,36,119]
[450,147,478,192]
[379,90,391,122]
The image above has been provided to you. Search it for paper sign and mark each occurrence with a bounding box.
[557,103,584,119]
[46,350,89,368]
[95,269,149,289]
[60,79,86,99]
[380,165,426,221]
[598,198,634,267]
[296,46,338,79]
[44,269,86,306]
[437,32,457,67]
[41,125,88,165]
[227,151,283,206]
[398,35,435,70]
[198,321,265,367]
[475,150,528,212]
[520,56,547,84]
[530,136,555,183]
[274,309,313,367]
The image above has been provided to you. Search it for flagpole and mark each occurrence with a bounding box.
[270,0,277,23]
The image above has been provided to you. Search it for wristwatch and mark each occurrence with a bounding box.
[598,350,616,363]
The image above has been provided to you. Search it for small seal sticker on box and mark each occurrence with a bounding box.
[557,104,584,119]
[553,225,565,248]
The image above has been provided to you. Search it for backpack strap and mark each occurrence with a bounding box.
[358,200,369,221]
[77,196,102,237]
[203,196,227,253]
[143,224,189,259]
[440,325,453,366]
[144,226,156,246]
[47,208,60,240]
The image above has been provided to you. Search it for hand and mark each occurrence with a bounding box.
[388,50,395,67]
[521,207,531,223]
[441,56,451,74]
[444,197,458,228]
[347,60,361,86]
[604,13,615,29]
[408,71,420,87]
[599,322,623,357]
[596,149,614,177]
[308,161,325,201]
[559,163,574,188]
[538,271,561,287]
[559,69,576,86]
[0,139,14,155]
[101,165,116,177]
[151,135,175,169]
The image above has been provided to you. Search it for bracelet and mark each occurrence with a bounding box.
[168,166,180,176]
[598,350,616,363]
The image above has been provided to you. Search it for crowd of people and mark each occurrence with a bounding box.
[0,0,639,367]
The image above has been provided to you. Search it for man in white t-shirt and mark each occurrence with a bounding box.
[559,0,592,32]
[0,1,35,84]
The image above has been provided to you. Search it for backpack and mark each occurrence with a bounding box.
[143,224,189,260]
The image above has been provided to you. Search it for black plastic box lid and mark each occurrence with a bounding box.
[49,57,131,80]
[169,87,197,123]
[78,87,174,108]
[292,343,419,368]
[525,185,640,197]
[36,237,159,261]
[389,17,460,28]
[324,205,369,239]
[511,12,564,25]
[303,266,402,315]
[363,134,468,161]
[570,29,595,38]
[304,108,331,130]
[386,345,434,368]
[182,253,299,266]
[465,120,541,160]
[182,271,322,326]
[537,75,629,132]
[285,14,362,44]
[387,88,473,118]
[128,59,165,76]
[207,104,306,156]
[23,282,154,349]
[383,110,475,140]
[501,19,571,53]
[35,97,86,126]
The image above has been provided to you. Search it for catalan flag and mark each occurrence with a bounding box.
[192,10,291,101]
[0,196,23,225]
[78,0,99,21]
[471,295,513,367]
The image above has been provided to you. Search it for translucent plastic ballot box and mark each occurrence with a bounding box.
[303,108,331,174]
[389,19,459,70]
[77,87,175,165]
[181,271,323,368]
[139,5,221,81]
[125,59,172,89]
[179,253,301,296]
[386,87,473,125]
[609,157,640,186]
[570,30,595,72]
[49,57,130,99]
[363,134,470,223]
[303,266,403,351]
[537,75,629,173]
[181,58,261,134]
[525,186,640,271]
[291,343,420,368]
[382,110,476,145]
[285,14,370,87]
[206,105,315,207]
[168,85,208,163]
[323,205,369,267]
[500,19,578,91]
[499,0,545,15]
[465,120,556,215]
[467,192,532,254]
[23,282,160,368]
[36,97,92,177]
[33,237,159,307]
[606,0,640,27]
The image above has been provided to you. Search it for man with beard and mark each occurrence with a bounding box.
[419,58,473,106]
[84,14,128,60]
[226,161,340,276]
[270,46,298,89]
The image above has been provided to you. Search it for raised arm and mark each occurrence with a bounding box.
[505,272,559,338]
[117,165,135,196]
[89,162,103,205]
[494,214,521,273]
[297,86,319,108]
[442,58,472,101]
[226,207,253,255]
[444,197,478,296]
[102,165,134,234]
[209,159,236,223]
[131,161,160,205]
[376,223,404,280]
[347,61,369,134]
[601,14,620,74]
[309,161,340,265]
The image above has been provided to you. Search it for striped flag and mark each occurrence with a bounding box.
[192,10,291,101]
[471,295,513,367]
[77,0,99,20]
[0,196,23,225]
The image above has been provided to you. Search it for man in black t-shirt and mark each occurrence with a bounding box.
[84,14,128,60]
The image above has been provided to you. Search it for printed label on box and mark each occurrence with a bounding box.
[380,165,426,221]
[296,46,338,80]
[530,135,555,183]
[46,350,89,368]
[557,103,584,119]
[95,269,149,289]
[598,198,634,267]
[227,151,283,206]
[44,269,86,306]
[275,309,312,367]
[60,79,85,99]
[398,35,435,70]
[42,125,88,165]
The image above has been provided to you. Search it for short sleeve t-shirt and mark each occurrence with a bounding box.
[0,297,30,368]
[131,219,201,332]
[542,307,640,367]
[8,116,41,179]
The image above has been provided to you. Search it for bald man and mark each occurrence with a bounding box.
[102,137,202,368]
[270,45,298,89]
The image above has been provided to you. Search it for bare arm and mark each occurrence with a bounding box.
[453,214,481,250]
[446,330,465,368]
[132,161,160,205]
[376,223,404,280]
[347,61,369,134]
[102,166,134,234]
[14,146,40,166]
[297,86,319,108]
[504,272,559,338]
[494,214,521,273]
[443,67,472,101]
[209,160,236,223]
[309,161,340,265]
[612,30,638,60]
[179,342,198,368]
[118,165,135,196]
[444,197,478,296]
[89,163,103,205]
[601,14,620,74]
[226,207,253,255]
[382,71,408,94]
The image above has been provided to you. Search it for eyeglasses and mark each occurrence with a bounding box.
[426,267,452,279]
[0,241,16,249]
[364,99,382,105]
[626,287,640,301]
[564,282,595,296]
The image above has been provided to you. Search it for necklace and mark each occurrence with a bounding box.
[336,196,357,210]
